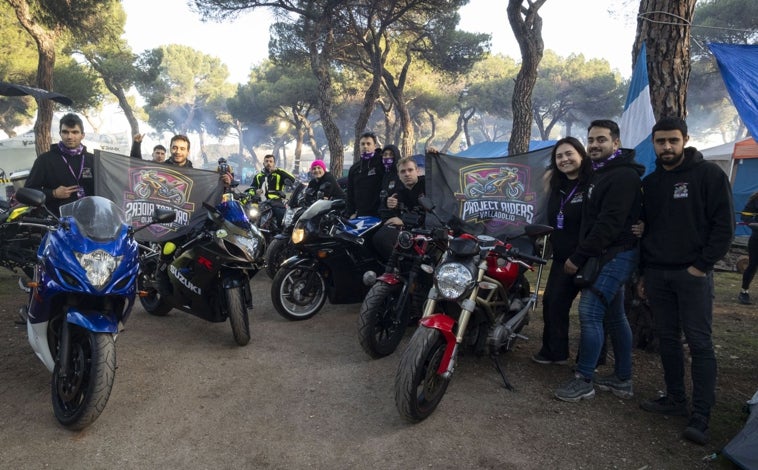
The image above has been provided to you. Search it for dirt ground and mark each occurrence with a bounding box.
[0,268,755,470]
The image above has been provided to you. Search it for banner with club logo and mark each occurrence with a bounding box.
[94,151,224,242]
[425,148,552,239]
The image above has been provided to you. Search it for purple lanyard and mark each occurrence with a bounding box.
[556,183,579,229]
[60,153,85,183]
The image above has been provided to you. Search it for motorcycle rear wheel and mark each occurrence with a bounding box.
[358,282,406,358]
[51,327,116,431]
[225,287,251,346]
[264,237,294,280]
[395,327,450,422]
[271,266,326,321]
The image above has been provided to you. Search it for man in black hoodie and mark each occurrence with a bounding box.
[346,132,385,218]
[638,117,734,446]
[555,119,643,404]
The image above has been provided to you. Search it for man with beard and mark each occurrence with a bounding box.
[25,113,94,216]
[555,120,642,405]
[637,117,734,446]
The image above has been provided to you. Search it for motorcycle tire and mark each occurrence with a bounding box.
[225,287,251,346]
[264,237,294,280]
[271,266,326,321]
[394,327,450,422]
[138,259,172,316]
[357,282,406,358]
[51,327,116,431]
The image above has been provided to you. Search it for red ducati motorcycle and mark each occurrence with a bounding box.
[394,222,553,422]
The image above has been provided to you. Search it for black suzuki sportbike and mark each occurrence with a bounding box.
[270,199,383,321]
[137,193,266,346]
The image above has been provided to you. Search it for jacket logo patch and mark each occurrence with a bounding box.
[673,182,689,199]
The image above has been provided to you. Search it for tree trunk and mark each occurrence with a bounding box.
[309,39,343,176]
[7,0,59,156]
[507,0,546,156]
[635,0,696,119]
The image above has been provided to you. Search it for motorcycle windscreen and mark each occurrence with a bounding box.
[60,196,127,241]
[297,199,337,222]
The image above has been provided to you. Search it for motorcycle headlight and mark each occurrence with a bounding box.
[435,262,474,299]
[292,227,305,244]
[246,203,260,221]
[75,249,122,290]
[234,233,260,259]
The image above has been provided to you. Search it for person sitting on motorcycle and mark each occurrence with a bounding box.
[249,154,295,227]
[373,155,425,261]
[383,156,425,227]
[305,160,345,203]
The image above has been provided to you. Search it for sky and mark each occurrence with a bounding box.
[122,0,640,84]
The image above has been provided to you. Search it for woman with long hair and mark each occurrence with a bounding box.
[533,137,593,364]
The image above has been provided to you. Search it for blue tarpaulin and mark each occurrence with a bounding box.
[455,140,556,158]
[709,43,758,140]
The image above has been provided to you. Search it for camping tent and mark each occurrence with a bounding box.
[723,389,758,469]
[456,140,556,158]
[731,137,758,236]
[701,140,738,179]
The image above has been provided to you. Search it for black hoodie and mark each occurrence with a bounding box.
[568,148,644,268]
[640,147,734,272]
[346,149,385,217]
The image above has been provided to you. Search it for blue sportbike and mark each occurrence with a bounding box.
[16,188,174,430]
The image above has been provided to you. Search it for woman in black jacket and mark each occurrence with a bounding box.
[306,160,345,203]
[533,137,592,364]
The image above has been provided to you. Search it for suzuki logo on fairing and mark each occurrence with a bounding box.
[169,265,202,295]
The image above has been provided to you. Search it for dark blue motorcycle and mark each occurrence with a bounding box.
[271,199,383,321]
[15,187,174,430]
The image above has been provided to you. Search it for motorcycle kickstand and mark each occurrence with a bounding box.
[491,354,514,391]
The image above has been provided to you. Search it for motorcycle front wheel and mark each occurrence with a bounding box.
[138,258,172,316]
[271,266,326,321]
[395,327,450,422]
[225,286,251,346]
[358,282,406,358]
[264,237,294,280]
[51,326,116,431]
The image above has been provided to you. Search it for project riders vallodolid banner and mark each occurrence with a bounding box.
[94,150,223,242]
[425,148,552,239]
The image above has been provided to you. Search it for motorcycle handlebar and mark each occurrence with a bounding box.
[507,246,547,265]
[19,217,57,227]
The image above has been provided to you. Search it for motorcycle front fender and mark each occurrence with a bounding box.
[66,307,120,334]
[221,270,249,289]
[419,314,458,375]
[280,255,318,271]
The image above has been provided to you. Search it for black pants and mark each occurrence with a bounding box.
[538,259,580,361]
[741,232,758,290]
[645,267,716,418]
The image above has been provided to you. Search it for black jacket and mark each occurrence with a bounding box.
[547,176,587,262]
[25,145,95,216]
[346,150,385,217]
[306,171,345,203]
[641,147,734,272]
[165,157,193,168]
[569,149,644,268]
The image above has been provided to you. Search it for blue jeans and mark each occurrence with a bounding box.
[644,267,716,418]
[575,249,637,380]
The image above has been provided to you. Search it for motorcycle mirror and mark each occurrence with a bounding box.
[133,208,177,234]
[14,187,46,207]
[153,208,176,224]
